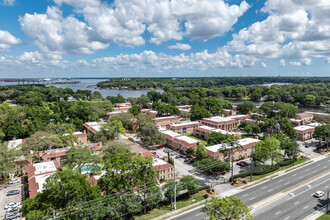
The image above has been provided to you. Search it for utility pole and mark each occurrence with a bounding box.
[250,148,254,182]
[327,190,329,213]
[231,149,234,182]
[174,167,176,210]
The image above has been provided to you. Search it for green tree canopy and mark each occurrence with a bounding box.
[62,146,102,173]
[138,121,165,146]
[0,143,22,182]
[202,196,252,220]
[128,104,142,116]
[94,120,125,143]
[102,141,131,162]
[254,136,282,166]
[22,170,103,220]
[237,101,256,114]
[195,144,208,161]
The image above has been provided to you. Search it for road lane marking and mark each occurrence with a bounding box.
[277,180,283,183]
[284,216,290,220]
[261,186,267,189]
[317,164,321,166]
[293,174,297,176]
[294,201,300,205]
[249,197,255,201]
[285,182,290,185]
[312,171,317,173]
[268,189,273,192]
[287,177,330,201]
[275,211,281,215]
[306,169,309,171]
[195,213,203,217]
[299,176,304,179]
[303,206,308,209]
[324,166,327,168]
[242,194,248,197]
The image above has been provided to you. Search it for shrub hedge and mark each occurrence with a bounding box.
[230,159,298,181]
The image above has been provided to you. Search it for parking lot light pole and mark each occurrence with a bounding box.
[174,167,176,210]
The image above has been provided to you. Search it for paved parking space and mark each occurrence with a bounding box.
[0,182,22,219]
[298,139,321,158]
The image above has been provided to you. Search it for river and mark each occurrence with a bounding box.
[48,79,164,98]
[0,79,326,113]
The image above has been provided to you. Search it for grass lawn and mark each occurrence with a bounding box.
[134,194,206,220]
[187,134,207,145]
[317,212,330,220]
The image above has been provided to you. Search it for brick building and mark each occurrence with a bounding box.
[290,119,302,126]
[294,125,315,141]
[171,136,200,153]
[73,131,88,144]
[153,158,174,181]
[39,142,103,163]
[297,113,313,125]
[154,116,181,128]
[223,109,237,116]
[141,109,158,115]
[160,130,182,147]
[201,116,238,131]
[194,125,241,140]
[27,161,61,198]
[170,121,200,134]
[83,121,104,137]
[206,138,259,161]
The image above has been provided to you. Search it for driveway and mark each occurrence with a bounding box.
[0,181,22,219]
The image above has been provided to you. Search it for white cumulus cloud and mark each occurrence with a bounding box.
[0,30,22,51]
[19,0,249,54]
[3,0,15,6]
[280,59,286,66]
[168,43,191,51]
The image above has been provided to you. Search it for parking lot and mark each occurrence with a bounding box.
[298,139,321,158]
[153,147,252,186]
[0,181,21,219]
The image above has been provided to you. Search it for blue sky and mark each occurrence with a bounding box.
[0,0,329,78]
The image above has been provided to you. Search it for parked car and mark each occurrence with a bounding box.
[313,191,324,198]
[4,203,20,210]
[151,152,157,155]
[241,161,249,166]
[6,190,20,196]
[236,162,244,167]
[4,212,20,220]
[157,145,165,149]
[8,179,20,184]
[154,155,160,158]
[7,206,20,213]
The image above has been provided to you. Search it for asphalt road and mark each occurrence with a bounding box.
[253,174,330,220]
[170,157,330,220]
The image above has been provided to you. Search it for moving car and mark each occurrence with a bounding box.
[6,190,20,196]
[313,191,324,198]
[4,212,20,220]
[8,179,20,184]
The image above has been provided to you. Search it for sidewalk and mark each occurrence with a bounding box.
[153,153,329,220]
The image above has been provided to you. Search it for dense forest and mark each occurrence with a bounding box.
[97,77,330,89]
[97,77,330,107]
[0,85,113,141]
